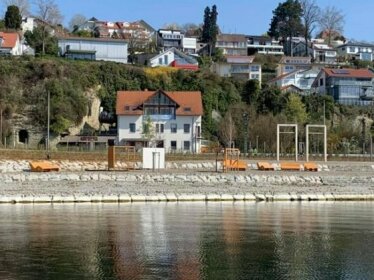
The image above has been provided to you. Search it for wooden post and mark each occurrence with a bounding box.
[108,146,115,170]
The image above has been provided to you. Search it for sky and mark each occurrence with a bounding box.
[3,0,374,42]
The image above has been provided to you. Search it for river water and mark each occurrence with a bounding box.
[0,202,373,279]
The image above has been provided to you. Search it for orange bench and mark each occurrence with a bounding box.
[304,162,318,172]
[257,162,274,171]
[29,161,60,172]
[223,159,247,171]
[280,162,301,171]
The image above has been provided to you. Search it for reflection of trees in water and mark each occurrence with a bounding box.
[0,203,373,278]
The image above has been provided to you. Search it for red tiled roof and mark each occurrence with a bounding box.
[324,68,374,78]
[0,32,18,48]
[116,90,203,116]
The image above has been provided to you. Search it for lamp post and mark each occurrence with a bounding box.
[242,113,249,155]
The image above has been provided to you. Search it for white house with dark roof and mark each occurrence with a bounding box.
[277,56,313,76]
[145,47,198,70]
[58,37,128,63]
[269,68,319,93]
[336,41,374,61]
[292,41,337,64]
[116,90,203,153]
[246,35,284,55]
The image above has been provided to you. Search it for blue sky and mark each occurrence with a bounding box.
[4,0,374,42]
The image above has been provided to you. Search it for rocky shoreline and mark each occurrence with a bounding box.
[0,160,374,203]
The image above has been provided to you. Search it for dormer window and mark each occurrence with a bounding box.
[184,107,191,112]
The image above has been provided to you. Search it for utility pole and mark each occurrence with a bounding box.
[47,90,50,154]
[0,106,2,146]
[242,113,248,155]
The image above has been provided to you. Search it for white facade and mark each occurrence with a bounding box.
[182,37,197,53]
[0,33,22,56]
[21,17,37,33]
[271,69,319,92]
[336,43,374,61]
[149,50,175,67]
[58,38,128,63]
[213,56,262,83]
[118,115,202,153]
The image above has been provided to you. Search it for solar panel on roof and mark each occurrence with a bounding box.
[331,69,350,74]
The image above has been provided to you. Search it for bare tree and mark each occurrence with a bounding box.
[318,6,345,45]
[2,0,29,16]
[68,14,86,31]
[219,110,236,148]
[162,23,181,31]
[300,0,320,56]
[34,0,63,55]
[35,0,63,26]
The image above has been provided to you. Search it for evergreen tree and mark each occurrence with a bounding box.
[201,6,211,43]
[201,5,219,56]
[268,0,303,55]
[4,5,22,30]
[209,5,219,54]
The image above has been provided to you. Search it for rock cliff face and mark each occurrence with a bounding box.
[7,88,102,149]
[67,87,102,136]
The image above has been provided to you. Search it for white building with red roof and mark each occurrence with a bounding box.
[0,32,22,56]
[116,90,203,153]
[312,68,374,105]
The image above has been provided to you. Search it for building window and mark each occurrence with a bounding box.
[184,124,190,133]
[129,123,136,133]
[196,126,201,138]
[349,47,355,53]
[164,55,168,65]
[170,141,177,150]
[158,57,163,65]
[319,78,324,86]
[251,65,260,72]
[184,141,190,151]
[251,74,260,80]
[170,123,177,133]
[156,123,164,133]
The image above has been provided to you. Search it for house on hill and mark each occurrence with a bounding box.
[116,90,203,153]
[292,41,337,64]
[336,41,374,62]
[58,36,128,63]
[136,47,198,70]
[0,32,22,56]
[268,68,319,94]
[213,55,262,82]
[312,68,374,105]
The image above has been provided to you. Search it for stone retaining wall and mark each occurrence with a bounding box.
[0,172,324,184]
[0,193,373,204]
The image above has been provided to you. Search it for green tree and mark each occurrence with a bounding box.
[257,85,286,114]
[201,6,211,43]
[201,5,219,56]
[24,26,58,56]
[285,93,308,123]
[142,115,155,147]
[268,0,304,55]
[4,5,22,30]
[241,79,260,105]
